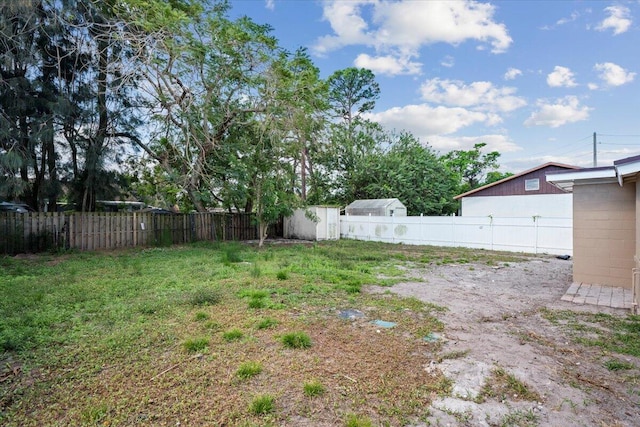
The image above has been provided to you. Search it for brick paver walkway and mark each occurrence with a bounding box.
[561,282,634,310]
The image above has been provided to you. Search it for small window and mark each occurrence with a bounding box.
[525,178,540,191]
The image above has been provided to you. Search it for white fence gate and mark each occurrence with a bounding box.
[340,215,572,256]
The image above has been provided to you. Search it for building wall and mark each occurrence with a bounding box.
[573,182,636,288]
[460,194,572,217]
[283,207,340,241]
[468,165,572,197]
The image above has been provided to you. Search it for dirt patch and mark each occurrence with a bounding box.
[368,256,640,427]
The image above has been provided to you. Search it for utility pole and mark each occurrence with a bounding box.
[593,132,597,167]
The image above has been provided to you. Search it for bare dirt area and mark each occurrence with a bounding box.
[368,256,640,427]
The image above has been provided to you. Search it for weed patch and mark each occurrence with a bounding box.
[257,318,278,330]
[223,329,244,342]
[188,288,221,307]
[477,366,541,403]
[604,359,635,371]
[303,379,325,397]
[542,309,640,357]
[236,361,263,379]
[183,337,209,353]
[0,240,460,426]
[281,331,312,349]
[249,394,275,415]
[345,413,373,427]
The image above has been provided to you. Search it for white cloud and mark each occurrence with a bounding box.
[265,0,275,11]
[504,68,522,80]
[314,0,512,74]
[427,134,521,153]
[587,82,599,90]
[364,104,489,136]
[557,11,580,26]
[419,78,527,113]
[354,53,421,75]
[596,5,632,35]
[313,1,371,55]
[441,55,455,68]
[540,10,580,30]
[594,62,636,86]
[524,96,591,128]
[546,66,577,88]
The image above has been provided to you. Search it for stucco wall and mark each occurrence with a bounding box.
[573,182,636,288]
[460,194,572,218]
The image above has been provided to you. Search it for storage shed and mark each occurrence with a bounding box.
[345,198,407,217]
[284,206,340,241]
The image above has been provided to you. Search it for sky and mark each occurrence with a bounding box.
[229,0,640,173]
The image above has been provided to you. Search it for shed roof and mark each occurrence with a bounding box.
[346,198,404,209]
[454,162,580,200]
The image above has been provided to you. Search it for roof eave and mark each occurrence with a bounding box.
[454,162,580,199]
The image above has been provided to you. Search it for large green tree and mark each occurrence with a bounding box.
[443,142,501,193]
[0,0,143,211]
[310,67,382,206]
[352,132,459,215]
[124,0,281,212]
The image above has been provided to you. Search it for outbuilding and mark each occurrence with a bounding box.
[284,206,340,241]
[345,198,407,217]
[454,162,579,217]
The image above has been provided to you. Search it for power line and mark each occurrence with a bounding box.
[524,134,592,158]
[598,133,640,138]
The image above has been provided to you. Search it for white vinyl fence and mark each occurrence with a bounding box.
[340,215,572,256]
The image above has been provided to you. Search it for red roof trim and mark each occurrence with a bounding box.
[453,162,580,200]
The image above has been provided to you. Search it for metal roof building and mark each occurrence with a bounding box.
[345,198,407,217]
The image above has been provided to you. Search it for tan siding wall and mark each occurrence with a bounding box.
[573,182,636,288]
[637,181,640,269]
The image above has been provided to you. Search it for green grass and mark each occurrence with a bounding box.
[236,361,263,379]
[188,287,222,307]
[249,394,275,415]
[194,311,210,321]
[345,413,373,427]
[257,318,278,330]
[0,240,522,425]
[477,366,541,403]
[281,331,312,349]
[222,329,244,342]
[303,379,325,397]
[604,359,635,371]
[541,309,640,357]
[183,337,209,353]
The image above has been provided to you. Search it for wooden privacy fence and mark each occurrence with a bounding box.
[0,212,281,254]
